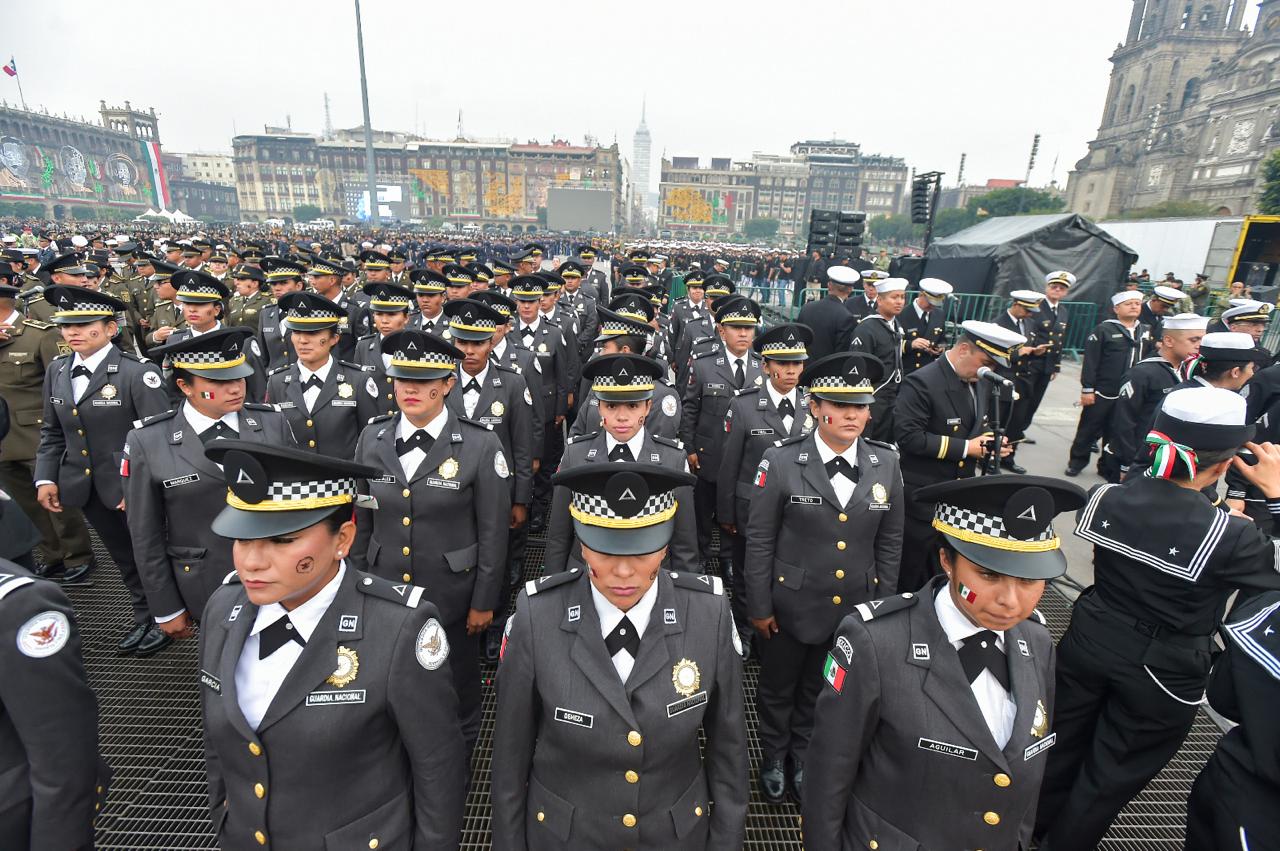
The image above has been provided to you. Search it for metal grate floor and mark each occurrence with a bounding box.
[61,531,1214,849]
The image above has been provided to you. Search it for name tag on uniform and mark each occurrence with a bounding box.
[1025,733,1056,761]
[479,417,500,425]
[918,737,978,761]
[92,399,122,407]
[790,495,821,505]
[163,473,200,489]
[278,401,297,409]
[946,418,961,426]
[371,475,396,484]
[200,670,221,693]
[306,690,367,706]
[750,428,775,436]
[426,478,460,490]
[330,399,356,407]
[554,707,593,728]
[667,691,708,718]
[50,396,64,406]
[705,383,725,390]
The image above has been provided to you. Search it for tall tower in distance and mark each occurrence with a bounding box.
[632,98,653,212]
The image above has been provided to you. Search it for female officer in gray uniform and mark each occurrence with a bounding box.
[198,441,466,850]
[491,462,747,851]
[802,474,1085,851]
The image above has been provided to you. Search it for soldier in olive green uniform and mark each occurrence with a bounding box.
[226,265,272,331]
[144,260,186,349]
[0,273,94,580]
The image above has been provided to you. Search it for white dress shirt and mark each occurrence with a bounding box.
[491,336,509,362]
[397,408,447,480]
[459,363,489,420]
[235,564,346,730]
[182,401,240,440]
[0,307,19,328]
[297,357,334,414]
[605,430,645,463]
[188,320,222,338]
[70,344,113,402]
[589,578,659,683]
[518,317,541,343]
[934,586,1017,748]
[814,433,859,508]
[765,381,799,433]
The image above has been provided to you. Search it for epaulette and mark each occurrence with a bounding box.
[774,433,808,448]
[457,416,490,431]
[268,364,291,376]
[692,349,717,360]
[367,412,395,425]
[356,332,378,343]
[651,434,683,450]
[243,402,276,412]
[339,359,374,373]
[853,592,920,622]
[1030,608,1048,627]
[355,571,424,607]
[52,351,73,361]
[21,318,53,330]
[526,566,583,596]
[567,431,598,445]
[120,351,149,363]
[221,570,241,585]
[863,438,899,453]
[669,571,724,595]
[0,572,36,601]
[136,409,179,428]
[493,362,520,376]
[734,386,760,397]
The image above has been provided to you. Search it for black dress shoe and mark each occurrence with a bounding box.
[1000,459,1028,474]
[1064,467,1082,477]
[135,626,172,657]
[790,759,804,803]
[60,561,93,583]
[759,758,786,804]
[33,561,64,579]
[116,623,150,655]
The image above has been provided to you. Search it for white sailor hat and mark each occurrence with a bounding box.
[1145,386,1254,479]
[1161,313,1209,332]
[919,278,953,301]
[874,277,908,295]
[1010,290,1045,312]
[826,266,861,287]
[861,270,889,282]
[1152,285,1185,305]
[1223,300,1273,324]
[1045,270,1076,287]
[1111,290,1143,306]
[960,320,1026,368]
[1195,331,1271,363]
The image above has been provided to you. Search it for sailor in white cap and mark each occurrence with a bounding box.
[1037,385,1280,851]
[1021,271,1077,429]
[996,290,1048,474]
[1140,284,1191,338]
[900,278,952,375]
[892,320,1023,593]
[1064,290,1154,479]
[850,277,909,442]
[848,269,886,322]
[1221,299,1274,344]
[796,266,858,362]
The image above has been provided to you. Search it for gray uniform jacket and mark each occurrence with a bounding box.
[124,405,295,620]
[351,411,511,623]
[511,320,571,421]
[716,387,812,529]
[352,334,400,419]
[199,569,466,850]
[681,348,762,483]
[802,581,1056,851]
[165,326,268,402]
[0,566,103,851]
[745,433,904,644]
[491,568,748,851]
[264,359,379,456]
[35,348,168,509]
[255,304,289,371]
[570,381,682,442]
[558,290,598,357]
[491,344,545,459]
[446,364,537,505]
[543,430,697,575]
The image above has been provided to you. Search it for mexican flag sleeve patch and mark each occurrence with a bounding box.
[823,652,846,693]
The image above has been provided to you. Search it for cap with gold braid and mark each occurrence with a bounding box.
[358,249,391,270]
[959,320,1026,369]
[410,268,448,295]
[172,269,230,304]
[277,291,343,331]
[552,462,696,556]
[43,285,125,324]
[1010,289,1045,313]
[150,326,256,380]
[916,475,1086,579]
[472,290,515,323]
[753,322,813,362]
[714,295,761,327]
[362,281,413,313]
[261,256,307,281]
[583,353,663,402]
[509,274,548,302]
[703,274,735,298]
[443,298,503,341]
[380,328,462,380]
[800,352,883,404]
[207,440,381,540]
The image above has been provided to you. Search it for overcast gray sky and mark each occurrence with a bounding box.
[4,1,1259,193]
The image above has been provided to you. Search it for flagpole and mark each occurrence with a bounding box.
[9,59,26,110]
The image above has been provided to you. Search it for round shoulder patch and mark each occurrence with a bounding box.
[366,376,379,398]
[494,450,510,479]
[662,393,678,418]
[142,370,162,389]
[416,617,450,670]
[17,610,71,658]
[524,386,533,406]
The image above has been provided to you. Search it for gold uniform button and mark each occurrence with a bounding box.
[308,439,316,448]
[835,569,845,579]
[838,513,847,522]
[625,770,639,783]
[836,541,847,551]
[255,830,267,845]
[402,547,411,556]
[694,806,703,817]
[993,773,1011,788]
[402,488,411,498]
[84,468,91,475]
[958,461,966,469]
[368,839,379,850]
[248,742,262,756]
[183,565,191,573]
[402,516,411,526]
[983,811,1000,826]
[536,812,545,822]
[77,429,84,436]
[71,408,78,417]
[81,449,88,456]
[254,782,265,798]
[622,814,637,828]
[833,595,842,605]
[627,730,642,747]
[306,419,314,428]
[869,842,879,850]
[402,573,412,582]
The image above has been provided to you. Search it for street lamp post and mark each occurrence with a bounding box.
[354,0,380,227]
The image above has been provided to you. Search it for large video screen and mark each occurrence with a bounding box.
[546,188,613,233]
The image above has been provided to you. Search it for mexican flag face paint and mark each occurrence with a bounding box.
[823,653,846,693]
[958,582,978,605]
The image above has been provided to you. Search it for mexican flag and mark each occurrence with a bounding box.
[823,653,846,693]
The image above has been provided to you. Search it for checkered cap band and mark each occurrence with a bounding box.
[309,260,344,276]
[932,502,1060,552]
[811,375,872,390]
[511,284,544,296]
[287,304,340,321]
[449,316,496,332]
[761,341,807,356]
[592,375,656,390]
[176,285,222,300]
[390,349,456,369]
[719,310,758,325]
[446,274,471,284]
[599,319,642,336]
[414,281,447,293]
[227,477,357,511]
[371,297,412,309]
[569,489,677,529]
[58,299,116,315]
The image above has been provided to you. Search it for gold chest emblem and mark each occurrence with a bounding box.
[438,457,459,480]
[337,382,353,399]
[672,658,701,697]
[538,342,548,353]
[871,482,888,504]
[327,646,359,687]
[1032,698,1049,738]
[490,400,505,417]
[100,384,118,400]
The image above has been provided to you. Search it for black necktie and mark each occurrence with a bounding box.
[464,379,481,394]
[258,616,306,659]
[732,359,745,389]
[825,456,858,482]
[604,615,640,659]
[199,421,236,446]
[522,326,535,342]
[609,443,635,462]
[396,430,434,456]
[777,397,794,419]
[958,630,1010,690]
[72,364,92,379]
[301,374,324,391]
